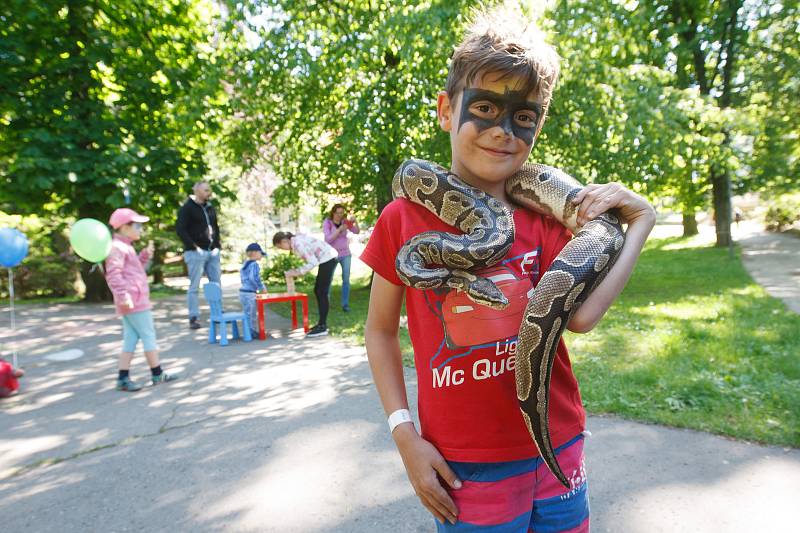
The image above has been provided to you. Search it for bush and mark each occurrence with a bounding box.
[764,193,800,232]
[1,255,78,298]
[0,212,79,299]
[262,251,315,286]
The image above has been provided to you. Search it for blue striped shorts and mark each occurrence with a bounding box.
[437,434,589,532]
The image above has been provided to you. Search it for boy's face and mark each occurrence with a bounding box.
[247,250,263,260]
[438,73,543,189]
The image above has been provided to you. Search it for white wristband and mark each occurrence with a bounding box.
[387,408,413,433]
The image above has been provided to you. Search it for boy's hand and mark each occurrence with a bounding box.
[572,182,656,228]
[393,424,461,525]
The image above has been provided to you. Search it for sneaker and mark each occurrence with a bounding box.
[189,317,201,330]
[306,324,328,338]
[342,305,351,313]
[116,376,143,392]
[152,372,179,385]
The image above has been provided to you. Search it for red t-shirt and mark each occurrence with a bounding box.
[361,198,586,462]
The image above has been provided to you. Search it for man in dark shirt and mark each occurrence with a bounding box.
[176,181,222,329]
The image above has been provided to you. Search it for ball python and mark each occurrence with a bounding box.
[393,158,625,488]
[391,160,515,309]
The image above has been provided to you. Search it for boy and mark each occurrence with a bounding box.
[240,242,267,339]
[361,8,656,532]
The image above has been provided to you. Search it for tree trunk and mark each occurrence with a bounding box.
[682,212,699,237]
[152,242,164,285]
[711,167,733,248]
[80,261,113,302]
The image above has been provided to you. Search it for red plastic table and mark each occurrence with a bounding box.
[255,293,309,340]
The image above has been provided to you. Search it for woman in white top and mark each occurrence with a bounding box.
[272,231,338,337]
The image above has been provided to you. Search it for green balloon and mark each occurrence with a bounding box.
[70,218,112,263]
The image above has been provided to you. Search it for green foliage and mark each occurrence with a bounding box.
[0,0,231,215]
[745,2,800,194]
[546,2,744,191]
[0,0,242,298]
[262,251,314,286]
[0,212,78,299]
[546,0,800,244]
[764,193,800,232]
[225,0,481,219]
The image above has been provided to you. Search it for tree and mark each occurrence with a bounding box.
[225,0,480,220]
[746,0,800,194]
[0,0,231,299]
[547,1,796,244]
[646,0,751,246]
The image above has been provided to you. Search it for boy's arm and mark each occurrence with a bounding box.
[567,182,656,333]
[365,274,461,526]
[255,264,265,291]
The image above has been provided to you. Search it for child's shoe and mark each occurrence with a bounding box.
[116,376,143,392]
[152,372,179,385]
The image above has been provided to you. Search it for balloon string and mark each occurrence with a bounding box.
[89,262,106,276]
[8,268,17,368]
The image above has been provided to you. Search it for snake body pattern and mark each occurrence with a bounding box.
[393,159,625,488]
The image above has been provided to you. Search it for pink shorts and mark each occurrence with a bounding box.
[438,434,589,532]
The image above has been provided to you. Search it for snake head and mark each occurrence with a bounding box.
[466,277,509,310]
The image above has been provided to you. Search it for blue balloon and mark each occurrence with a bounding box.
[0,228,29,268]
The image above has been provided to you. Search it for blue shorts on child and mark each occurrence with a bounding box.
[121,310,158,352]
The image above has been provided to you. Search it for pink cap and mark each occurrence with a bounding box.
[109,208,149,229]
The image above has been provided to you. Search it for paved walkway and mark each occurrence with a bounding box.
[737,224,800,313]
[0,227,798,532]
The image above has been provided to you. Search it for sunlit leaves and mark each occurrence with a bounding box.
[225,0,476,219]
[0,0,233,223]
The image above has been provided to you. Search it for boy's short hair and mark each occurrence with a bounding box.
[446,7,560,124]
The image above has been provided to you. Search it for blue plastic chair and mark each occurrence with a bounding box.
[203,282,252,346]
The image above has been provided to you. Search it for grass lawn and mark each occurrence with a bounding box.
[269,236,799,448]
[565,236,799,448]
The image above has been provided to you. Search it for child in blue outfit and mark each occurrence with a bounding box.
[240,242,266,339]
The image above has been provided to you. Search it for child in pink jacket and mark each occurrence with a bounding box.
[105,208,179,391]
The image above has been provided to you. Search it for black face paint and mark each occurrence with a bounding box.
[457,88,542,146]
